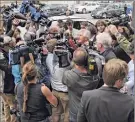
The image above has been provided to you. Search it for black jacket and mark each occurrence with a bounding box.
[0,58,15,94]
[16,82,50,122]
[101,48,116,62]
[77,86,134,122]
[6,30,14,37]
[113,43,131,63]
[62,68,99,116]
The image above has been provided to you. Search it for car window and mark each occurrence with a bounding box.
[92,3,96,6]
[73,21,94,30]
[87,3,91,6]
[73,21,81,30]
[115,5,120,9]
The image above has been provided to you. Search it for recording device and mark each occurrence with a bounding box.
[39,15,52,28]
[10,108,21,122]
[86,48,105,76]
[54,45,71,68]
[27,38,45,47]
[106,14,130,26]
[9,44,31,65]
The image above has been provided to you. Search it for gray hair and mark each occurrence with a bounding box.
[78,29,91,39]
[96,32,112,49]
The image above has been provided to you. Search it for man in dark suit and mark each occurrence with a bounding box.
[96,32,116,62]
[77,59,134,122]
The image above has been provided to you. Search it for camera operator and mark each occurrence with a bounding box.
[9,36,24,85]
[62,47,99,122]
[96,32,116,62]
[19,43,35,68]
[111,33,131,63]
[46,39,70,122]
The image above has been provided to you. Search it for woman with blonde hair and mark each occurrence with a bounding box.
[16,61,58,122]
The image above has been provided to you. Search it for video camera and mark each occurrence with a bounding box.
[27,38,45,47]
[85,47,105,76]
[9,44,33,65]
[106,14,130,26]
[10,108,21,122]
[54,45,71,68]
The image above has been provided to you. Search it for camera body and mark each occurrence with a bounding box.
[85,47,105,76]
[54,43,71,68]
[9,44,30,65]
[106,14,130,26]
[10,108,21,122]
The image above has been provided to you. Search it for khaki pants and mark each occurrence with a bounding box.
[2,93,17,122]
[52,90,69,122]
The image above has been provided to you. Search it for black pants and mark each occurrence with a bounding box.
[21,117,50,122]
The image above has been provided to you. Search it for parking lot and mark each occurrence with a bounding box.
[74,13,101,24]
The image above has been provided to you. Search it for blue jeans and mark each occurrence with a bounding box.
[12,64,21,85]
[69,111,77,122]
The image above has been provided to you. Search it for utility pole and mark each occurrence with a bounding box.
[0,0,3,35]
[132,1,135,30]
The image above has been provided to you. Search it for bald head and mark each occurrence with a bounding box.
[73,47,88,67]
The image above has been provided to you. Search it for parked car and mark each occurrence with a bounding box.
[91,4,109,15]
[91,4,125,19]
[41,4,74,17]
[75,2,100,14]
[49,15,95,30]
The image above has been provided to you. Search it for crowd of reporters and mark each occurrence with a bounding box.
[0,2,134,122]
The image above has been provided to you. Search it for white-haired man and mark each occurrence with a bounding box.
[96,32,116,62]
[77,29,91,47]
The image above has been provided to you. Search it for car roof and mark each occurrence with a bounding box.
[49,15,89,21]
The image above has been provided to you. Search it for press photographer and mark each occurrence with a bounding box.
[8,37,35,85]
[62,47,100,122]
[45,39,70,122]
